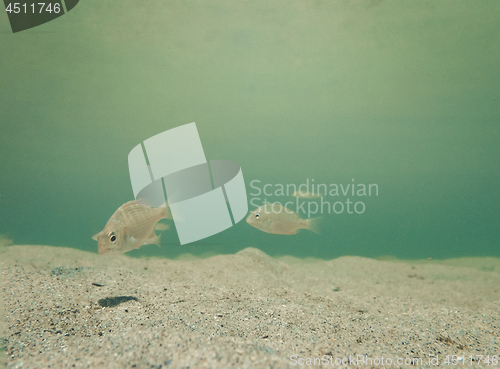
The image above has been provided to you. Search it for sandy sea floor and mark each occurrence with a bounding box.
[1,245,500,368]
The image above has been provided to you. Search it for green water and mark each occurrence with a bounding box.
[1,0,499,260]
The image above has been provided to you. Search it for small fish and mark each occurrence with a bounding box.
[291,190,324,199]
[246,203,321,235]
[93,200,171,255]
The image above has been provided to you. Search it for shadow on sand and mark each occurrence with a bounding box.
[98,296,138,307]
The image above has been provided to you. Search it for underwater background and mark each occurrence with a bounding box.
[0,0,499,260]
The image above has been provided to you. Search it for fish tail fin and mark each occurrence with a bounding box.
[154,222,169,231]
[150,232,162,248]
[307,217,323,235]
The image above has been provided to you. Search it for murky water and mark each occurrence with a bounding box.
[1,0,499,260]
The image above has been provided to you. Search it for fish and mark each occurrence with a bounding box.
[291,190,324,199]
[93,200,171,255]
[246,203,321,235]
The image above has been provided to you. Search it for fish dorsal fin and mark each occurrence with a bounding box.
[159,202,172,219]
[135,198,152,207]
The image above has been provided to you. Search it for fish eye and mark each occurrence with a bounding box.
[108,232,117,243]
[254,212,260,219]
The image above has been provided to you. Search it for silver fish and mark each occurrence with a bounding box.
[93,200,171,255]
[246,203,321,235]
